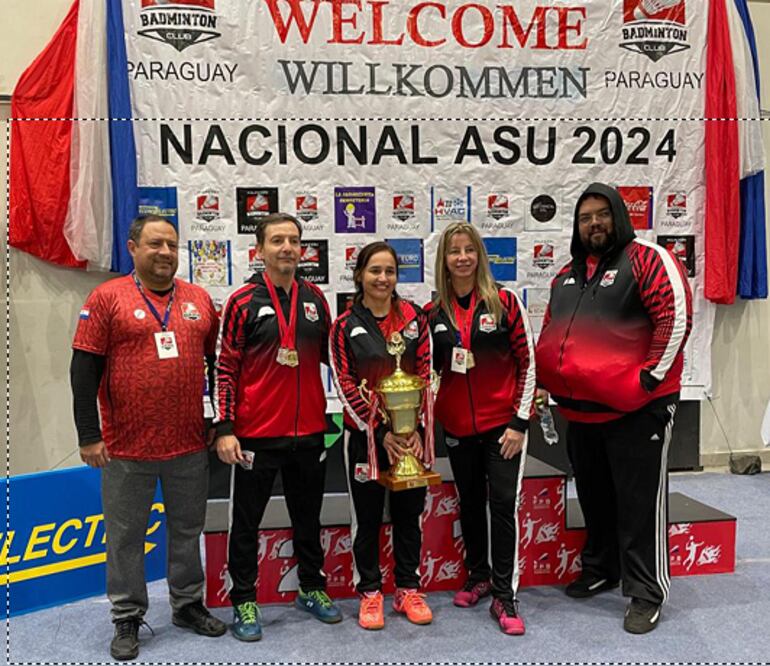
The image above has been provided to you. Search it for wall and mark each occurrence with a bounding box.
[2,2,770,474]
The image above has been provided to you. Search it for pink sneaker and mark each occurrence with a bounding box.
[490,598,525,635]
[453,580,492,608]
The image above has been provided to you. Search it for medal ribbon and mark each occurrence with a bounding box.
[264,273,299,351]
[452,291,477,350]
[132,272,176,331]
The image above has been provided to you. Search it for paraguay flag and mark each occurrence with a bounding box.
[703,0,766,304]
[9,0,138,274]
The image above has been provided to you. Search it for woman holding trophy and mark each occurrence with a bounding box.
[427,222,537,635]
[330,241,435,631]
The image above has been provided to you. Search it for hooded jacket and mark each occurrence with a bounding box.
[535,183,693,422]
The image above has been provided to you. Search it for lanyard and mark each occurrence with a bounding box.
[452,291,477,350]
[132,272,175,332]
[264,273,299,350]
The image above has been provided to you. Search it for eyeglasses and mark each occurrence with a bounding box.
[578,209,612,225]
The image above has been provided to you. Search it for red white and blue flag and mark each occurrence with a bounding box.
[9,0,138,274]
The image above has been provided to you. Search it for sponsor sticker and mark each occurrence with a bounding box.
[334,187,376,233]
[387,238,424,283]
[237,187,279,234]
[483,237,517,282]
[297,240,329,284]
[658,235,695,276]
[618,186,654,230]
[138,0,221,52]
[620,0,690,62]
[533,243,555,270]
[487,193,509,220]
[666,191,687,219]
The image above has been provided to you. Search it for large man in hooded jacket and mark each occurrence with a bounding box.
[536,183,693,634]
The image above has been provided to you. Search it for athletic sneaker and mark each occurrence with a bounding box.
[565,574,619,598]
[231,601,262,642]
[453,579,492,608]
[392,588,432,625]
[110,618,141,661]
[490,598,526,636]
[623,597,661,634]
[358,591,385,630]
[294,587,342,624]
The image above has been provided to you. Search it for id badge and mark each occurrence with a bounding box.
[451,347,468,374]
[154,331,179,359]
[354,463,370,483]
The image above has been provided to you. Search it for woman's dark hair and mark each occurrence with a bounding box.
[352,241,403,320]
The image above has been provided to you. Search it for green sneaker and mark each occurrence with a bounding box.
[295,588,342,624]
[231,601,262,641]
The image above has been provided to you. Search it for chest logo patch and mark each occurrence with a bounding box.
[564,276,576,286]
[257,306,276,319]
[350,326,368,338]
[134,309,146,320]
[181,302,201,320]
[404,319,419,340]
[600,270,619,288]
[303,302,319,322]
[479,313,497,333]
[433,323,448,333]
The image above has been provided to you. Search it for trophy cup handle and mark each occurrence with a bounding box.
[358,379,372,406]
[358,379,389,422]
[429,369,440,395]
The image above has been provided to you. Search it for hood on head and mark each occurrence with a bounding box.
[570,182,636,265]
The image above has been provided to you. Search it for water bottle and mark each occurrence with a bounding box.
[535,396,559,446]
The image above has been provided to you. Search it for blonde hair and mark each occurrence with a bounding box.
[433,222,502,327]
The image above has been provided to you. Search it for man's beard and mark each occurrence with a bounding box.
[583,228,616,255]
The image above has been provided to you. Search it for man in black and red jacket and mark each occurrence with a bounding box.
[536,183,693,634]
[214,213,341,640]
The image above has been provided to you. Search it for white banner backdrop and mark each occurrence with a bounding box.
[123,0,715,401]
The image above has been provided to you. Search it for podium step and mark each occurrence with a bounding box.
[204,458,736,607]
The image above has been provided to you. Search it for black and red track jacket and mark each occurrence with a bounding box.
[427,287,536,438]
[215,273,330,440]
[329,299,431,434]
[536,183,693,423]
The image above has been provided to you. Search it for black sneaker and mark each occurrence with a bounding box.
[565,574,619,598]
[624,597,661,634]
[172,601,227,637]
[110,618,140,661]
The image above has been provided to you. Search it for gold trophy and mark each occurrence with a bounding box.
[359,332,441,491]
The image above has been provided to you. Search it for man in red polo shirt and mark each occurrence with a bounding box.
[71,215,226,660]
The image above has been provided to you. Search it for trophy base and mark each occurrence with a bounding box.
[377,469,442,491]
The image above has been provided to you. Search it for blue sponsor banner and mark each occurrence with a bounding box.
[430,186,472,231]
[0,466,166,617]
[483,237,518,282]
[138,186,179,226]
[387,238,424,283]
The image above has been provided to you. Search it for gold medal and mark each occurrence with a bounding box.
[466,350,475,369]
[278,347,299,367]
[285,349,299,367]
